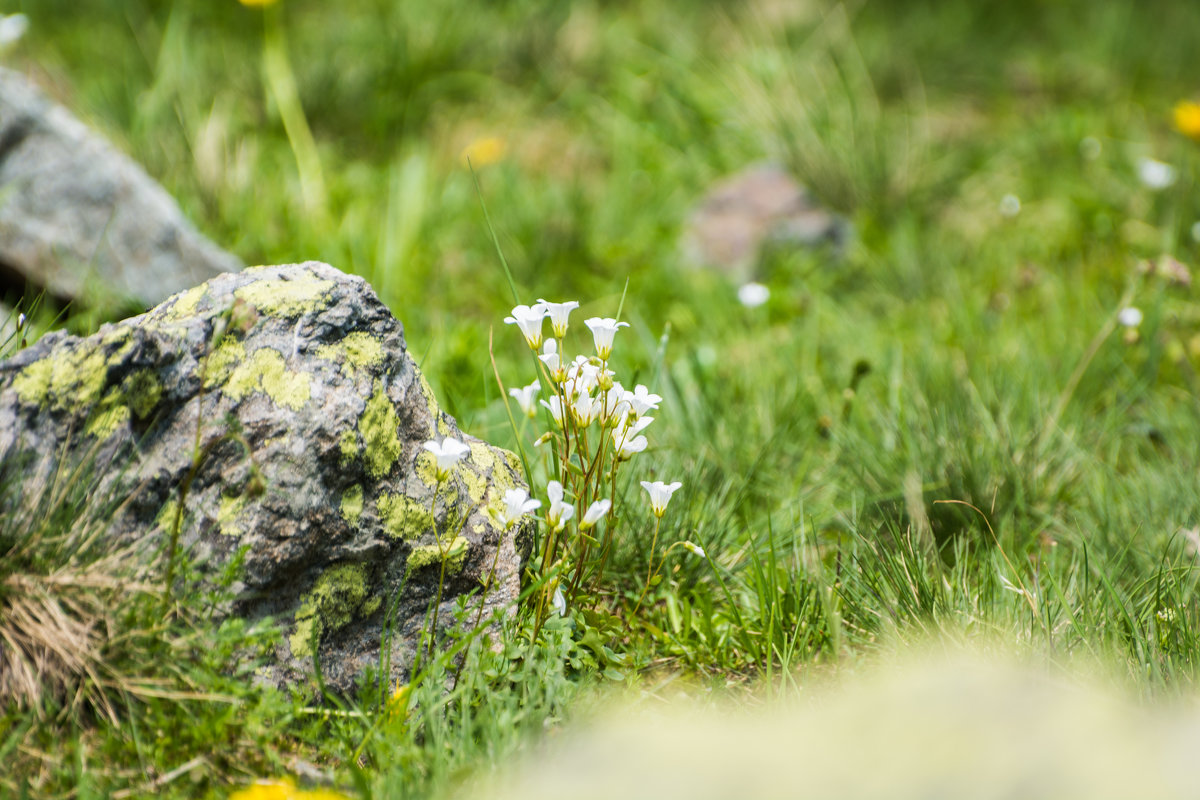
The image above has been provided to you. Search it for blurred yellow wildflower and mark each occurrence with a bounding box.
[238,0,279,6]
[1173,100,1200,141]
[460,136,507,167]
[229,778,351,800]
[388,682,413,720]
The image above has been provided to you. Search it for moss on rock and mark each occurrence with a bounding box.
[13,341,109,412]
[341,484,364,527]
[317,331,384,376]
[360,381,401,479]
[378,491,433,540]
[224,348,311,410]
[406,536,469,576]
[234,269,334,317]
[289,562,380,660]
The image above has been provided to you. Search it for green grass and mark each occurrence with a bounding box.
[5,0,1200,796]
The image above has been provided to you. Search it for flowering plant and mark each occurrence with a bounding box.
[501,299,687,627]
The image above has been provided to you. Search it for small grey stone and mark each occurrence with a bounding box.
[0,262,532,695]
[681,163,847,282]
[0,67,241,309]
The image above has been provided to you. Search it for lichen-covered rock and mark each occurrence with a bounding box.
[0,67,241,308]
[680,163,848,281]
[0,262,532,694]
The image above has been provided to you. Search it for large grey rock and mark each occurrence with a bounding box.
[681,163,847,281]
[0,67,241,308]
[0,262,532,694]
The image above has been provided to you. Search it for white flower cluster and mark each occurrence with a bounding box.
[502,299,688,620]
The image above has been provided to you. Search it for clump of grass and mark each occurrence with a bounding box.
[0,450,152,721]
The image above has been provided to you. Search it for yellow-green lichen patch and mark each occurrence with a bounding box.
[405,536,469,576]
[234,271,334,318]
[378,491,433,541]
[414,367,450,435]
[415,450,440,488]
[225,348,311,410]
[464,442,499,503]
[84,387,130,439]
[316,332,384,377]
[203,338,245,388]
[218,492,251,536]
[338,429,358,466]
[123,369,162,419]
[13,342,109,412]
[289,563,380,660]
[81,369,163,440]
[341,484,364,527]
[165,285,208,320]
[360,381,401,479]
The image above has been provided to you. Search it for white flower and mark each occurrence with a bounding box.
[498,488,541,529]
[538,299,580,338]
[579,499,612,530]
[641,480,683,518]
[504,303,547,349]
[613,434,647,459]
[625,385,662,418]
[422,437,470,481]
[682,541,707,559]
[597,384,629,426]
[0,14,28,49]
[1137,157,1176,191]
[540,396,564,428]
[617,415,654,440]
[551,583,567,616]
[1118,307,1143,328]
[565,358,600,398]
[999,194,1021,217]
[539,340,564,381]
[571,392,599,428]
[737,282,770,308]
[584,317,630,360]
[545,480,575,532]
[509,380,540,418]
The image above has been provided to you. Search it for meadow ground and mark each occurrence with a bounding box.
[4,0,1200,797]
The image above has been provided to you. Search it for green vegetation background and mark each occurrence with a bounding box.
[5,0,1200,796]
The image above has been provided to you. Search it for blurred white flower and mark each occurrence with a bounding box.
[1137,157,1176,191]
[551,583,567,616]
[498,488,541,529]
[580,499,612,530]
[584,317,629,360]
[1118,307,1143,328]
[504,303,547,349]
[0,14,28,50]
[737,282,770,308]
[999,194,1021,217]
[545,480,574,532]
[509,380,540,418]
[422,437,470,481]
[640,480,683,518]
[538,299,580,338]
[539,396,564,428]
[682,541,707,559]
